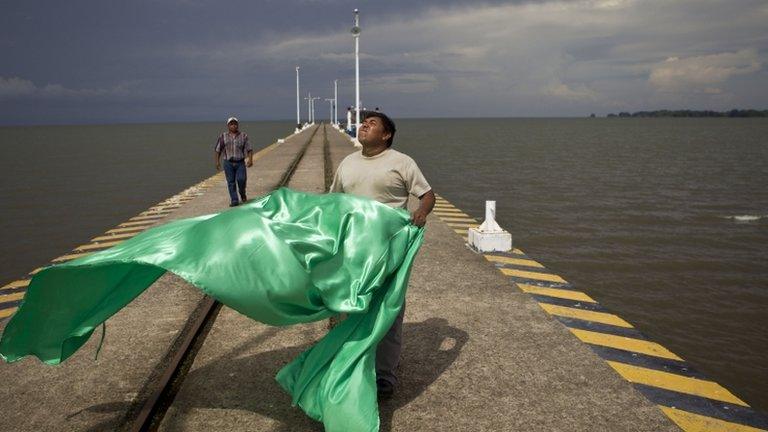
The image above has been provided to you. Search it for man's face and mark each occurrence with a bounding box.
[228,122,239,133]
[358,116,390,146]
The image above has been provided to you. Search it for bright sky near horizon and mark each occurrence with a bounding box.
[1,0,767,125]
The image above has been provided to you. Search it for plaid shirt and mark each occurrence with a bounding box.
[215,132,252,161]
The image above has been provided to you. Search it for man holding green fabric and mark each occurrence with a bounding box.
[330,110,436,398]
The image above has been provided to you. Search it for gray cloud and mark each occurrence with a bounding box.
[0,0,766,124]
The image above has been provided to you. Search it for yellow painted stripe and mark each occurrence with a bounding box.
[501,268,567,284]
[518,284,596,302]
[446,222,477,228]
[1,279,30,290]
[538,303,634,328]
[607,362,748,406]
[92,232,138,242]
[129,214,167,222]
[440,218,478,226]
[485,255,545,269]
[142,207,173,214]
[0,291,25,303]
[0,307,17,319]
[439,217,477,223]
[135,211,169,217]
[75,241,123,251]
[569,328,682,360]
[435,213,470,219]
[29,267,44,275]
[106,226,152,234]
[453,228,467,234]
[52,252,93,263]
[659,406,765,432]
[512,248,525,255]
[119,220,157,227]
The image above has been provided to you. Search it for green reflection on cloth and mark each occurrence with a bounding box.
[0,188,424,432]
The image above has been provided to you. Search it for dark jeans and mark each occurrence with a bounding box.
[223,159,247,204]
[376,300,405,386]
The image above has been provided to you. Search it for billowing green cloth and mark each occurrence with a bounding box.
[0,187,424,432]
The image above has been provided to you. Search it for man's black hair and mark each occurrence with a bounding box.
[363,110,396,147]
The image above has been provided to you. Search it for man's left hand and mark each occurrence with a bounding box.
[410,209,428,227]
[246,159,253,167]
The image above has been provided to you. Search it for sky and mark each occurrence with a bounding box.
[1,0,767,125]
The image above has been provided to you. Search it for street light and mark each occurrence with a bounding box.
[306,96,320,124]
[295,66,301,133]
[351,9,362,146]
[325,98,335,123]
[304,92,312,124]
[334,79,339,126]
[312,97,321,123]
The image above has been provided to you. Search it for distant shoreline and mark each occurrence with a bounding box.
[601,109,768,118]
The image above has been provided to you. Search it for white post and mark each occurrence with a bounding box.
[351,9,362,146]
[325,98,334,123]
[312,97,320,124]
[334,79,339,126]
[305,93,312,124]
[295,66,301,132]
[468,200,512,252]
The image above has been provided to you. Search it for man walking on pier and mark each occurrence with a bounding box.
[215,117,253,207]
[330,111,435,398]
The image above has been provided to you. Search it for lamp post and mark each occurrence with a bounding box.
[351,9,362,145]
[304,93,312,124]
[325,98,335,123]
[333,79,339,126]
[310,96,320,124]
[295,66,301,133]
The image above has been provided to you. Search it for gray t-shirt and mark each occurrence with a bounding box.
[330,148,431,209]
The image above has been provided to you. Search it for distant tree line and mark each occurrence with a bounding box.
[604,109,768,118]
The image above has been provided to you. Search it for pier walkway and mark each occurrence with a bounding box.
[1,124,763,431]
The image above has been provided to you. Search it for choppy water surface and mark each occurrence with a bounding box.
[1,118,766,412]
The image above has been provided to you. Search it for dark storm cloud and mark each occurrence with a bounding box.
[1,0,766,124]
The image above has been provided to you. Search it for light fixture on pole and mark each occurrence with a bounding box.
[304,92,312,124]
[311,96,320,124]
[351,9,362,146]
[334,79,339,127]
[325,98,335,123]
[295,66,301,133]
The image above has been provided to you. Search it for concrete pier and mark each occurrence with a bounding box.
[1,124,764,431]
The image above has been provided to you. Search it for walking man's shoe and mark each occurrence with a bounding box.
[229,201,239,207]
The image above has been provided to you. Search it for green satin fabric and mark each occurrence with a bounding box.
[0,187,424,432]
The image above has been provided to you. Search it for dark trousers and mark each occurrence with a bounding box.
[376,300,405,386]
[223,159,247,204]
